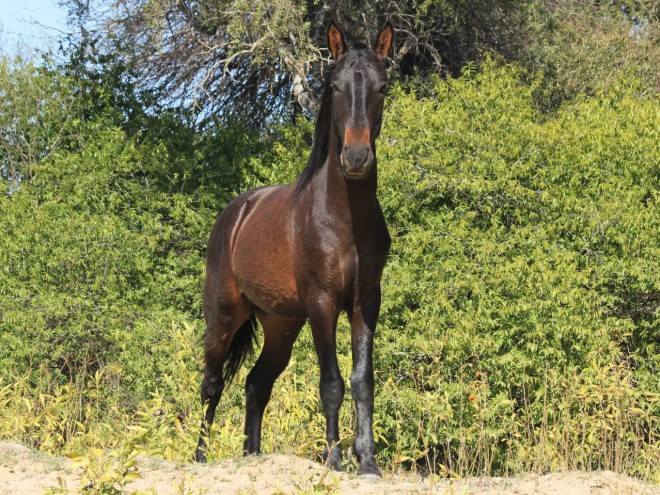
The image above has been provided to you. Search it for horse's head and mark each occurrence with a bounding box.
[327,21,393,180]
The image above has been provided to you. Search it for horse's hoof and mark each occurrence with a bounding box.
[194,450,207,464]
[325,458,343,472]
[357,462,382,479]
[323,445,343,472]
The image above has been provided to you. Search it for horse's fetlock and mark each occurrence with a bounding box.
[353,436,375,460]
[323,443,343,471]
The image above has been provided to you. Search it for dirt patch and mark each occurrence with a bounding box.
[0,441,658,495]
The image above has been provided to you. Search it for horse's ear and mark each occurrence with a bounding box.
[373,21,394,62]
[327,21,347,60]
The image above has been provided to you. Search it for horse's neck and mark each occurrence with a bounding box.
[322,135,379,230]
[295,126,379,237]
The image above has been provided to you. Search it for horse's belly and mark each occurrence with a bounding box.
[236,260,303,317]
[232,191,304,318]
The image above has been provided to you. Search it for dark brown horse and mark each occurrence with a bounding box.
[194,21,394,478]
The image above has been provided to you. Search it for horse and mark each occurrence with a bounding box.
[194,20,394,478]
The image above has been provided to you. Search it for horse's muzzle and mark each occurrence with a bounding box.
[341,145,373,179]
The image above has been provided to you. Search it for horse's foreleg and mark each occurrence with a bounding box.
[349,289,382,478]
[309,299,344,471]
[243,315,303,456]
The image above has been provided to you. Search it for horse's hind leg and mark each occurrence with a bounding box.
[243,313,304,455]
[194,287,251,463]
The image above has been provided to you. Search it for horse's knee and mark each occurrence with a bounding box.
[320,377,345,410]
[350,372,374,402]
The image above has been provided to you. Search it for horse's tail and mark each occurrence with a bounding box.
[223,314,258,384]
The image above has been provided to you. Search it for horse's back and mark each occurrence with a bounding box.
[207,185,276,268]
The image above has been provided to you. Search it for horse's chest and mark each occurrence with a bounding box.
[311,239,379,296]
[337,246,359,288]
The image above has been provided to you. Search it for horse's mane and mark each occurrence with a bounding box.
[295,69,334,193]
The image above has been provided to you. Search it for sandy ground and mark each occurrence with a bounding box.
[1,441,659,495]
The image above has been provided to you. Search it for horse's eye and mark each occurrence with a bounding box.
[376,83,388,94]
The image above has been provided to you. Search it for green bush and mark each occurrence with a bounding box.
[0,55,257,399]
[379,63,659,477]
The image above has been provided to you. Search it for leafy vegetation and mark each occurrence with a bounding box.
[1,8,659,492]
[59,0,658,125]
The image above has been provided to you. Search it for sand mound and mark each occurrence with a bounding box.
[1,441,658,494]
